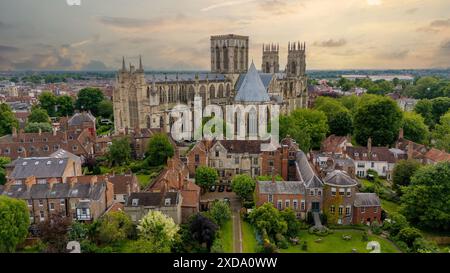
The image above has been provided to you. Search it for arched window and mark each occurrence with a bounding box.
[218,84,224,98]
[265,62,270,73]
[188,86,195,101]
[248,107,257,138]
[291,61,297,74]
[209,85,215,99]
[147,86,150,98]
[226,84,231,97]
[223,46,229,70]
[160,116,164,128]
[146,116,151,129]
[200,85,206,107]
[215,46,220,70]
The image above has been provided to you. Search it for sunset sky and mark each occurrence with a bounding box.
[0,0,449,71]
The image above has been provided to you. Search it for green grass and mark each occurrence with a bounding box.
[242,220,258,253]
[221,219,233,253]
[381,199,401,214]
[137,174,151,190]
[280,229,401,253]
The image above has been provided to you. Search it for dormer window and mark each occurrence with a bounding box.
[164,198,171,206]
[132,199,139,206]
[373,153,377,157]
[363,153,367,157]
[43,145,49,151]
[354,153,359,156]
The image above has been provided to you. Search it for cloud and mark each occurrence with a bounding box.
[0,45,19,53]
[201,0,257,12]
[366,0,382,6]
[82,60,109,71]
[313,39,347,47]
[417,18,450,32]
[405,8,417,14]
[377,49,410,59]
[258,0,304,15]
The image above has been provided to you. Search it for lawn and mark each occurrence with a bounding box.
[280,229,401,253]
[242,220,258,253]
[137,174,151,190]
[221,219,233,253]
[381,199,401,214]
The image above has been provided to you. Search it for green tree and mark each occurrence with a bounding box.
[402,112,429,144]
[208,200,231,227]
[382,212,409,237]
[401,162,450,231]
[392,160,421,194]
[397,227,423,248]
[248,203,287,238]
[96,211,133,245]
[414,99,434,128]
[314,97,353,136]
[136,210,179,253]
[0,157,11,185]
[280,108,328,151]
[75,87,105,116]
[231,174,256,201]
[28,108,50,123]
[38,214,72,253]
[353,95,403,146]
[431,97,450,125]
[433,111,450,152]
[98,100,113,119]
[146,133,175,166]
[0,196,30,252]
[280,208,301,238]
[108,137,132,166]
[56,95,74,117]
[24,122,52,133]
[195,166,218,190]
[0,103,18,136]
[38,91,57,117]
[339,95,361,113]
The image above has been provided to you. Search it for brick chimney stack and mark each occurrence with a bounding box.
[367,137,372,155]
[407,141,414,160]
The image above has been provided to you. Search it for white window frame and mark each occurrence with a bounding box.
[268,194,273,203]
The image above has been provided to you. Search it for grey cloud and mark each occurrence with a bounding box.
[377,50,410,59]
[82,60,108,71]
[405,8,417,15]
[0,45,19,53]
[417,18,450,32]
[313,39,347,47]
[97,16,153,29]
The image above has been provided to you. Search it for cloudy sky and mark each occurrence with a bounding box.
[0,0,449,71]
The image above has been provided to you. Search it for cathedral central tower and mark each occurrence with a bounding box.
[211,34,249,74]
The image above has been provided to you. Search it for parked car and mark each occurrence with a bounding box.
[209,185,216,192]
[226,185,232,192]
[218,185,225,192]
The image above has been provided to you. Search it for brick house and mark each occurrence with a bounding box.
[353,193,382,225]
[147,157,200,223]
[106,173,140,203]
[320,134,352,155]
[1,175,114,224]
[322,170,358,225]
[124,191,182,224]
[260,138,298,180]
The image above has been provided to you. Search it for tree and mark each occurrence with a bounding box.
[24,122,52,133]
[401,162,450,231]
[353,95,403,146]
[433,111,450,152]
[38,91,57,117]
[56,95,74,117]
[402,112,429,144]
[28,108,50,123]
[98,100,113,119]
[208,200,231,227]
[0,196,30,252]
[314,97,353,136]
[280,208,301,238]
[397,227,423,248]
[195,166,218,190]
[136,210,179,253]
[392,160,421,194]
[190,213,218,251]
[108,137,132,166]
[0,157,11,185]
[279,109,328,151]
[96,211,133,245]
[75,87,105,116]
[414,99,434,128]
[38,214,72,253]
[0,103,18,136]
[231,174,256,201]
[339,95,361,113]
[146,133,175,166]
[249,203,287,239]
[430,97,450,125]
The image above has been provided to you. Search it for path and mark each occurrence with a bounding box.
[230,195,243,253]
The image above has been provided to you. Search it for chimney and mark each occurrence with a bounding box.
[407,141,414,160]
[38,127,42,136]
[367,137,372,155]
[126,182,131,195]
[52,126,57,136]
[271,166,276,184]
[398,128,404,140]
[12,127,17,137]
[125,127,129,135]
[68,176,77,188]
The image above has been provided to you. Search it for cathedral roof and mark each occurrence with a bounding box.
[234,62,270,103]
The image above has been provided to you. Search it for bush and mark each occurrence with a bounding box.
[243,200,255,209]
[319,213,328,226]
[301,241,308,251]
[362,231,369,242]
[370,221,382,235]
[275,233,289,249]
[397,227,423,248]
[413,237,438,253]
[210,237,224,253]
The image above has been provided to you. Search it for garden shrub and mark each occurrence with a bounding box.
[370,221,382,235]
[301,241,308,251]
[275,233,289,249]
[362,231,369,242]
[211,237,224,253]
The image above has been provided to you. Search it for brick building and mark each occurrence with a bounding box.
[353,192,382,225]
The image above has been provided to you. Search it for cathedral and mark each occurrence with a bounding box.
[113,34,308,139]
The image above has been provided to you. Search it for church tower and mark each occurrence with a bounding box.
[211,34,249,74]
[287,41,306,78]
[261,43,279,73]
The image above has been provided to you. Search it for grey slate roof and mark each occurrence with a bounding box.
[323,170,358,187]
[30,184,50,199]
[126,192,179,207]
[48,183,71,199]
[295,151,324,188]
[50,149,82,165]
[235,73,274,92]
[10,157,69,179]
[234,62,270,103]
[257,181,306,194]
[69,183,91,199]
[354,193,381,207]
[4,185,29,199]
[68,112,96,126]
